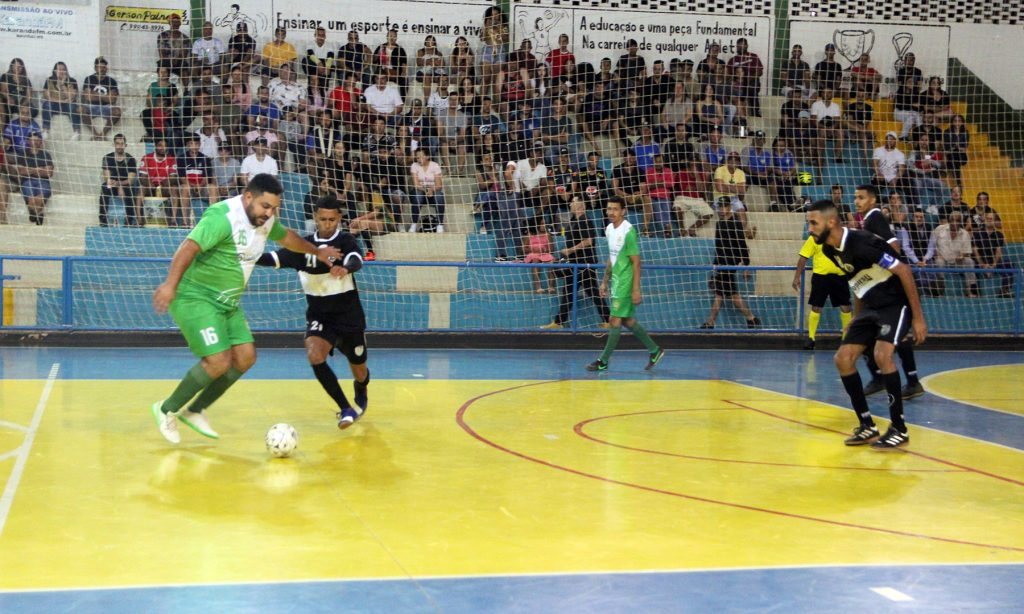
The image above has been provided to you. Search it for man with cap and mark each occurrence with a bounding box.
[741,130,773,191]
[813,43,842,94]
[515,142,549,218]
[240,137,279,183]
[871,131,909,197]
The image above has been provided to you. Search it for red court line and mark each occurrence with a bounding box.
[574,410,963,473]
[723,400,1024,488]
[455,381,1024,553]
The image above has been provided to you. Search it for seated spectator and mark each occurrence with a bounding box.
[338,30,372,88]
[192,21,226,78]
[306,108,342,176]
[240,137,279,182]
[925,211,978,297]
[973,211,1012,297]
[471,96,502,155]
[3,104,41,154]
[907,133,945,212]
[695,42,724,87]
[612,147,644,221]
[457,74,482,118]
[572,151,609,211]
[871,131,910,199]
[303,173,336,230]
[920,76,954,122]
[943,114,969,190]
[244,115,282,159]
[327,140,361,223]
[190,64,223,107]
[269,63,307,113]
[449,35,476,84]
[328,73,364,148]
[810,87,844,164]
[416,35,446,99]
[474,150,502,234]
[633,121,661,175]
[41,62,82,139]
[663,123,696,173]
[897,53,924,91]
[0,58,34,120]
[850,53,881,98]
[770,136,799,211]
[522,215,557,293]
[212,146,241,201]
[305,70,328,115]
[642,60,673,122]
[616,88,647,144]
[713,151,752,235]
[262,27,298,74]
[177,134,217,225]
[779,44,811,98]
[813,44,842,93]
[969,191,997,230]
[843,89,874,154]
[195,112,227,159]
[223,64,251,125]
[543,97,575,166]
[373,28,409,99]
[351,144,405,255]
[157,13,191,82]
[363,116,398,164]
[81,57,121,140]
[939,185,970,225]
[303,26,334,80]
[147,64,180,110]
[671,157,713,236]
[699,128,727,194]
[701,197,761,329]
[278,105,306,171]
[671,58,698,101]
[100,133,140,226]
[137,137,179,226]
[547,147,576,226]
[741,130,772,192]
[436,94,468,173]
[13,132,53,225]
[644,154,676,237]
[364,71,403,122]
[728,66,754,129]
[694,83,724,137]
[142,95,185,149]
[660,81,693,141]
[227,22,259,73]
[409,147,445,232]
[908,109,942,147]
[892,76,922,139]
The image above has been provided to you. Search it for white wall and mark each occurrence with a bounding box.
[100,0,192,72]
[0,1,100,87]
[947,23,1024,110]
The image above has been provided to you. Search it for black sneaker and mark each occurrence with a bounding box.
[699,322,714,329]
[863,378,886,396]
[354,376,369,411]
[870,427,909,451]
[803,339,815,350]
[844,424,880,446]
[747,316,762,328]
[645,348,664,371]
[494,256,508,262]
[586,359,608,372]
[901,382,924,400]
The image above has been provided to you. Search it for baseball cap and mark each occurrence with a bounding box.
[886,131,898,139]
[169,12,181,20]
[533,139,544,148]
[825,43,835,51]
[754,130,766,138]
[559,146,569,155]
[254,137,268,146]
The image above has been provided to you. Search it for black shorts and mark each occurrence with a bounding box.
[808,273,851,308]
[711,270,738,296]
[305,312,368,365]
[843,304,914,347]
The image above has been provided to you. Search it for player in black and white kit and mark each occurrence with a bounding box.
[256,196,370,429]
[855,184,924,399]
[806,200,927,450]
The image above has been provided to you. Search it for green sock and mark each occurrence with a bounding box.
[163,363,215,414]
[629,322,660,353]
[186,367,244,413]
[599,326,622,363]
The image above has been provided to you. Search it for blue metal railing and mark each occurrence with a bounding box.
[0,255,1021,335]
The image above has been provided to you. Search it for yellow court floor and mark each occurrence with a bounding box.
[1,376,1022,592]
[923,364,1024,416]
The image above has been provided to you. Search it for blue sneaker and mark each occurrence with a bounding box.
[337,406,364,430]
[353,377,369,411]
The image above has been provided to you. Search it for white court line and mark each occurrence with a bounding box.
[0,362,60,539]
[870,587,914,602]
[921,365,1023,418]
[0,449,22,463]
[0,420,29,433]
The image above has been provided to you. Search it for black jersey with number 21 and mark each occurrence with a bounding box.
[822,228,907,310]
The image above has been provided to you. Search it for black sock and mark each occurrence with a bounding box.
[312,361,351,410]
[360,231,374,251]
[897,344,918,385]
[884,371,906,432]
[841,372,875,427]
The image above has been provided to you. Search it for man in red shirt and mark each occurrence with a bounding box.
[545,34,575,79]
[137,137,180,227]
[673,157,714,236]
[851,53,881,98]
[726,38,764,117]
[644,154,676,237]
[328,72,364,140]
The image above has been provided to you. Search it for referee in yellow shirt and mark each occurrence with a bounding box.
[792,235,852,349]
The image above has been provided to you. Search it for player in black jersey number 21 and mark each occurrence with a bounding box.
[256,196,371,429]
[806,201,927,450]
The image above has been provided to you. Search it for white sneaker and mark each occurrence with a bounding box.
[71,132,80,141]
[408,223,418,233]
[178,409,220,439]
[435,224,445,233]
[41,129,49,139]
[151,401,180,444]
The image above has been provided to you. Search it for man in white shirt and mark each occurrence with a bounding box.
[872,131,908,197]
[925,211,978,297]
[240,138,279,183]
[810,86,844,164]
[192,21,226,76]
[196,114,227,159]
[515,142,549,218]
[268,63,307,112]
[363,71,403,120]
[303,26,334,78]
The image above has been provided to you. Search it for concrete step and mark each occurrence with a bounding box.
[748,239,805,266]
[0,224,86,255]
[375,232,467,262]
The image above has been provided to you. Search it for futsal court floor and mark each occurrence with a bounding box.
[0,345,1021,612]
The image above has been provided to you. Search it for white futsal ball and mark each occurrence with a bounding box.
[265,423,298,458]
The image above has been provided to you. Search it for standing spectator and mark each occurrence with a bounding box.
[373,28,409,99]
[240,137,279,182]
[81,57,121,140]
[844,89,874,154]
[973,211,1012,297]
[696,43,725,86]
[212,146,241,201]
[338,31,372,87]
[850,53,881,98]
[810,87,844,164]
[14,132,54,225]
[262,27,298,75]
[157,13,191,79]
[41,62,82,139]
[137,137,180,226]
[926,211,978,297]
[479,6,508,97]
[897,53,924,90]
[779,44,810,98]
[813,44,842,93]
[872,132,908,198]
[943,114,969,190]
[546,34,575,78]
[0,58,34,119]
[227,22,258,73]
[303,26,335,79]
[436,94,468,173]
[100,133,140,226]
[449,36,476,83]
[701,197,761,329]
[3,105,41,154]
[727,38,763,116]
[542,196,610,328]
[192,21,226,77]
[409,147,445,232]
[907,133,945,212]
[893,76,922,139]
[644,154,675,236]
[177,134,217,224]
[473,150,502,234]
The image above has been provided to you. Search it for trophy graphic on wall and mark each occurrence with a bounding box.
[892,32,914,73]
[833,29,875,68]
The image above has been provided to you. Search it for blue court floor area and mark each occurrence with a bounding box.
[0,346,1022,612]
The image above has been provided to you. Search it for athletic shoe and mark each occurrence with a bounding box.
[597,322,610,329]
[365,250,376,261]
[585,359,608,372]
[178,409,220,439]
[150,401,180,444]
[540,321,564,329]
[337,406,364,430]
[353,378,369,412]
[435,224,445,233]
[803,339,815,350]
[747,316,762,328]
[699,322,714,329]
[408,223,419,233]
[645,348,665,371]
[494,256,508,262]
[863,378,886,396]
[843,424,880,446]
[902,382,925,400]
[870,427,909,451]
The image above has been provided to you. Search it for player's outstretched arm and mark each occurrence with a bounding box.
[279,228,341,262]
[893,262,927,344]
[153,239,201,313]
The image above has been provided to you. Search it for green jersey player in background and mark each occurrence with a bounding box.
[587,196,664,372]
[150,174,341,444]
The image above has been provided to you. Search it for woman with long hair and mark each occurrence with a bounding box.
[943,113,969,190]
[921,75,954,122]
[41,61,82,138]
[416,35,446,99]
[449,35,476,83]
[0,58,34,119]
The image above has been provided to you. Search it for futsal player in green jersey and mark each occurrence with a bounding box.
[150,174,341,444]
[587,196,664,372]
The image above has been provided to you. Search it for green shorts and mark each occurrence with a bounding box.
[169,295,254,357]
[609,293,636,319]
